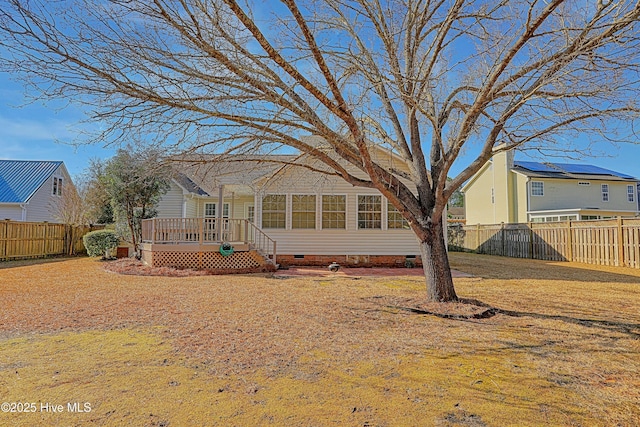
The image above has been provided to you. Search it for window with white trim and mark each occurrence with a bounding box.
[322,195,345,229]
[357,195,381,229]
[204,203,229,218]
[628,185,635,202]
[292,195,316,229]
[52,177,63,196]
[262,195,286,229]
[531,181,544,196]
[601,184,609,202]
[387,201,410,229]
[204,203,216,217]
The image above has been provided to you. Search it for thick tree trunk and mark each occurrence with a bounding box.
[419,220,458,302]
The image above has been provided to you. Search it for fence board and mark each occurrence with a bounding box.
[448,217,640,269]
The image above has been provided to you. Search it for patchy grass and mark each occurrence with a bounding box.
[0,254,638,426]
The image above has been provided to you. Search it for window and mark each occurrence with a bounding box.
[491,188,495,204]
[247,205,255,223]
[387,201,409,229]
[581,215,600,220]
[204,203,216,218]
[292,195,316,229]
[578,181,591,186]
[204,203,229,218]
[628,185,635,203]
[531,181,544,196]
[262,195,286,229]
[601,184,609,202]
[52,177,63,196]
[322,195,346,229]
[357,195,381,229]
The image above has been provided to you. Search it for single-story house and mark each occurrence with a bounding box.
[145,140,426,269]
[463,148,640,225]
[0,160,74,223]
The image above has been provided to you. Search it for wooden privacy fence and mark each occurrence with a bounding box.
[448,218,640,268]
[0,220,101,261]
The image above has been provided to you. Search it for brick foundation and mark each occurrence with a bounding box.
[276,254,422,268]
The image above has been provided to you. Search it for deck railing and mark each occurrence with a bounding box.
[141,218,277,264]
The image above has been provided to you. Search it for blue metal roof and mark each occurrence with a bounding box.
[0,160,62,203]
[513,160,635,180]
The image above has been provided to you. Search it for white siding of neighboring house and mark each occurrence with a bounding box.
[0,205,23,221]
[527,178,638,214]
[25,164,73,223]
[256,169,422,256]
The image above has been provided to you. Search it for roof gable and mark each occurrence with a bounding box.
[513,160,636,181]
[0,160,62,203]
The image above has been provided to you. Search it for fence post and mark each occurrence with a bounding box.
[528,222,534,259]
[617,216,625,267]
[566,220,573,262]
[2,219,8,259]
[43,222,49,256]
[501,222,505,256]
[475,223,480,252]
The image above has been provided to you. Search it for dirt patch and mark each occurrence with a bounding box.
[103,257,275,277]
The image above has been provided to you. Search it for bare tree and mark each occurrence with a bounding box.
[2,0,639,301]
[49,179,90,255]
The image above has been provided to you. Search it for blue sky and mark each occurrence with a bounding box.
[0,74,116,177]
[2,69,640,181]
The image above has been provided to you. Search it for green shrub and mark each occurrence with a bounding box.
[83,230,120,259]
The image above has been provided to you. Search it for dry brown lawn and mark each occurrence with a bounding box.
[0,253,638,426]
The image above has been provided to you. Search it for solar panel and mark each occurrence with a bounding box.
[513,160,635,179]
[554,163,635,179]
[513,161,558,173]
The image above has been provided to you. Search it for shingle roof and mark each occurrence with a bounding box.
[173,172,209,196]
[0,160,62,203]
[513,160,637,181]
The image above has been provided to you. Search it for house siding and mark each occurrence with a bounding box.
[515,173,529,222]
[528,178,637,213]
[0,205,23,221]
[464,162,497,225]
[156,182,185,218]
[24,164,72,223]
[257,172,421,256]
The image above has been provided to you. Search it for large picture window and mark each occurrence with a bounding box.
[262,195,286,229]
[292,195,316,229]
[357,195,381,229]
[387,201,410,229]
[322,195,346,229]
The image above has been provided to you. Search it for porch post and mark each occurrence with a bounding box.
[217,185,224,242]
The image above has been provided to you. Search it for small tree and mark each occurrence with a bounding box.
[100,149,170,256]
[83,229,119,259]
[82,161,115,225]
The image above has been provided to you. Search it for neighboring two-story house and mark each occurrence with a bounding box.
[0,160,74,223]
[463,149,639,225]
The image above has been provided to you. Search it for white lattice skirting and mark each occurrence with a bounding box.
[141,243,267,270]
